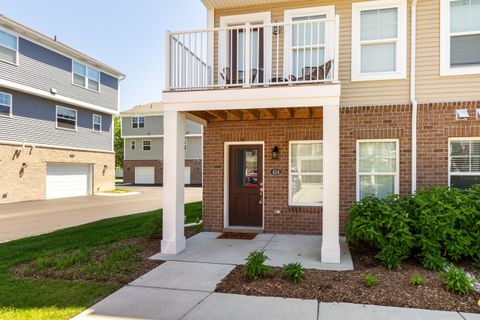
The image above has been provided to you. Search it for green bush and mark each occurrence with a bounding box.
[346,186,480,270]
[282,262,304,283]
[410,273,425,286]
[363,273,379,287]
[244,250,272,280]
[441,265,474,295]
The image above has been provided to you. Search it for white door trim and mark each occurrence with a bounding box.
[223,141,265,230]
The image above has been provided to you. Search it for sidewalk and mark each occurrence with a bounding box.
[73,259,480,320]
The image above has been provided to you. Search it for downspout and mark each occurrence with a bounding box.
[410,0,418,194]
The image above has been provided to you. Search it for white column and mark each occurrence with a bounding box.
[161,110,186,254]
[321,104,341,263]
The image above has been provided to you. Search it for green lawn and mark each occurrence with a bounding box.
[0,202,202,320]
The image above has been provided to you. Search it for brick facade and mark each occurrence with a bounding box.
[123,159,202,185]
[202,102,479,235]
[0,143,114,204]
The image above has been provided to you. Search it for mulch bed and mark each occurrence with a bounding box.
[216,245,480,313]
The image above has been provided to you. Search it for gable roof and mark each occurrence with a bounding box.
[120,102,164,116]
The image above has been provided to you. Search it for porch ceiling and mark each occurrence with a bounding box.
[188,106,323,122]
[201,0,296,10]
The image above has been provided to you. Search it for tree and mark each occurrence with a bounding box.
[114,116,124,169]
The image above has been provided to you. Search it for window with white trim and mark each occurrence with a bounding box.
[132,116,144,129]
[357,140,399,200]
[449,139,480,189]
[56,106,77,131]
[73,61,100,92]
[131,140,136,150]
[92,114,102,132]
[0,29,18,64]
[351,0,407,81]
[142,140,151,151]
[0,92,12,117]
[441,0,480,75]
[289,141,323,206]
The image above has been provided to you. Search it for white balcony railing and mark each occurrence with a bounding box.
[165,16,339,91]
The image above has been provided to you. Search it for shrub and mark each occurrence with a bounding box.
[282,262,304,283]
[441,265,474,295]
[363,273,379,287]
[410,273,425,286]
[422,253,447,271]
[244,250,272,280]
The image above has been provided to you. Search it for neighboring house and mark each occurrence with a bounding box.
[0,15,125,203]
[120,102,202,185]
[159,0,480,264]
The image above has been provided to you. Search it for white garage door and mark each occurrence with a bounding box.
[184,166,191,185]
[135,167,155,184]
[46,164,91,199]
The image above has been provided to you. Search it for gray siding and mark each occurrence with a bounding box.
[0,37,118,111]
[121,115,202,136]
[0,88,112,151]
[124,136,202,161]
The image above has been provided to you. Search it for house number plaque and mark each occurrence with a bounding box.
[270,168,282,175]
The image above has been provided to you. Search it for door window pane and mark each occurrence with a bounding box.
[235,149,258,187]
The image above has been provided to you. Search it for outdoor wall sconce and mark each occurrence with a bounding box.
[69,154,75,158]
[456,109,469,120]
[273,21,280,35]
[272,146,280,160]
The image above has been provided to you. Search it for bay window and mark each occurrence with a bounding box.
[449,139,480,189]
[357,140,399,200]
[289,141,323,206]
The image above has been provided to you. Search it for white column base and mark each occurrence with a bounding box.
[161,237,186,255]
[321,242,341,264]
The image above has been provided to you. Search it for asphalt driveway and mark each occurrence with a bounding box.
[0,186,202,243]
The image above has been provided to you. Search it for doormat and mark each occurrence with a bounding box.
[217,232,257,240]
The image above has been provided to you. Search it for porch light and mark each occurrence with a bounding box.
[272,146,280,160]
[456,109,469,120]
[273,21,279,35]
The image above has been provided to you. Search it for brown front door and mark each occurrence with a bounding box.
[229,145,263,227]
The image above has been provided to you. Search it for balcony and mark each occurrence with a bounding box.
[165,16,339,92]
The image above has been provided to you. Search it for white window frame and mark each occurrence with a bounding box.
[283,6,336,80]
[0,91,12,118]
[92,114,102,132]
[55,105,77,132]
[351,0,407,81]
[440,0,480,76]
[288,140,323,207]
[356,139,400,201]
[131,140,136,150]
[142,140,151,151]
[218,12,272,85]
[0,27,19,66]
[132,116,145,129]
[72,60,101,93]
[448,137,480,187]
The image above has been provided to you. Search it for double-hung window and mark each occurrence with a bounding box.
[131,140,136,150]
[0,29,18,65]
[73,61,100,92]
[441,0,480,75]
[449,139,480,189]
[357,140,399,200]
[289,141,323,206]
[132,116,145,128]
[92,114,102,132]
[143,140,151,151]
[0,92,12,117]
[351,0,407,81]
[56,106,77,131]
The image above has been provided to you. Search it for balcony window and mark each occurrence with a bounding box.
[73,61,100,92]
[0,29,18,65]
[352,0,407,81]
[441,0,480,75]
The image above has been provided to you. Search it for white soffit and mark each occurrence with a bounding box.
[202,0,296,9]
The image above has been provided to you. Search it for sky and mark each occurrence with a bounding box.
[1,0,207,111]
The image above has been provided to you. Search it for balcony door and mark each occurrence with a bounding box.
[219,12,272,86]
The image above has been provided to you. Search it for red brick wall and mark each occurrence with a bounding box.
[123,159,202,185]
[417,101,480,188]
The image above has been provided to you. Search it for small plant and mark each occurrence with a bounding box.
[423,253,447,271]
[34,256,53,271]
[363,273,379,287]
[441,265,474,295]
[282,262,304,284]
[244,250,272,280]
[410,273,425,286]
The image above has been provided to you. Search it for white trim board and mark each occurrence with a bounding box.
[0,78,119,115]
[0,139,114,154]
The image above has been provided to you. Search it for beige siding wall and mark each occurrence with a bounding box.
[214,0,480,106]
